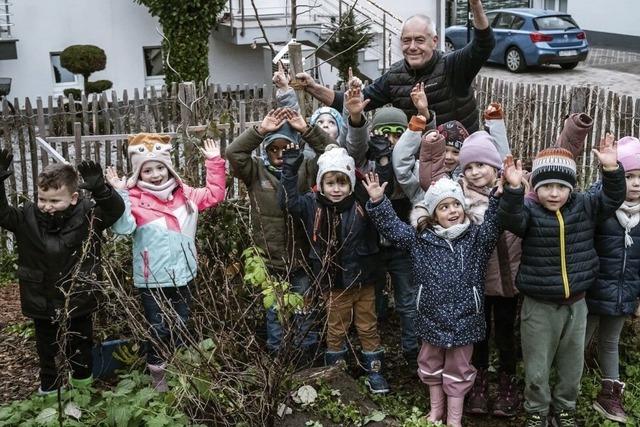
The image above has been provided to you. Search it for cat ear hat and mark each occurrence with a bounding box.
[126,133,183,188]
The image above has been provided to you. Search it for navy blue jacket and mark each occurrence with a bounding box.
[367,196,501,348]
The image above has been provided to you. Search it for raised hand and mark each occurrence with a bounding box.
[422,129,440,144]
[105,166,127,190]
[294,72,316,89]
[272,61,290,90]
[502,155,523,189]
[258,108,286,135]
[77,161,106,193]
[592,132,618,170]
[347,67,362,91]
[285,108,309,133]
[0,149,13,182]
[363,172,388,203]
[200,138,221,159]
[344,85,370,119]
[282,143,303,171]
[410,82,429,118]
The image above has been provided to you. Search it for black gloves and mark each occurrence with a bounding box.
[77,161,108,196]
[282,145,303,172]
[0,149,13,182]
[367,135,392,161]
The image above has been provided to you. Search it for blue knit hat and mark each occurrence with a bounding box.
[262,122,301,149]
[309,107,345,138]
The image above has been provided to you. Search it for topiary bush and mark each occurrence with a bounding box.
[60,45,112,92]
[63,88,82,99]
[85,80,113,94]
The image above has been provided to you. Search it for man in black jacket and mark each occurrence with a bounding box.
[296,0,495,133]
[0,150,124,394]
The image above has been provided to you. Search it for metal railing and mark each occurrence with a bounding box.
[0,1,12,38]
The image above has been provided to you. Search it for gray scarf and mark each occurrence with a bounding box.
[432,217,471,241]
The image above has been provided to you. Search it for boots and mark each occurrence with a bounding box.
[465,368,488,414]
[361,350,390,394]
[324,348,348,368]
[69,375,93,390]
[147,363,168,392]
[593,379,628,423]
[492,372,520,417]
[447,396,465,427]
[426,385,446,423]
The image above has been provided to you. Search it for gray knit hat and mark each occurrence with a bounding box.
[371,107,408,131]
[417,177,467,216]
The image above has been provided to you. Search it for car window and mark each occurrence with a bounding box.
[487,12,499,27]
[511,16,525,30]
[534,15,579,30]
[494,13,515,29]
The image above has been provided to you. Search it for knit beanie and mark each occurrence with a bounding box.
[371,107,408,131]
[418,177,467,216]
[530,147,577,191]
[617,136,640,172]
[309,107,345,138]
[437,120,469,150]
[127,133,182,188]
[316,145,356,192]
[262,122,301,149]
[458,131,503,171]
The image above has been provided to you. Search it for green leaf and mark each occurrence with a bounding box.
[363,410,386,424]
[35,407,57,426]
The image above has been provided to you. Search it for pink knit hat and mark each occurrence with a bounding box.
[617,136,640,172]
[458,131,502,171]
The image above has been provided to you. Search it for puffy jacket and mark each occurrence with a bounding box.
[112,157,225,288]
[367,196,501,348]
[0,185,125,319]
[498,166,626,302]
[331,27,495,132]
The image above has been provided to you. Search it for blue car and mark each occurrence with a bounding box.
[445,8,589,72]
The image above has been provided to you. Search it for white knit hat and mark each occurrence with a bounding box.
[316,145,356,192]
[126,133,182,188]
[418,177,467,216]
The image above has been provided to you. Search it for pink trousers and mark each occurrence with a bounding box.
[417,342,476,398]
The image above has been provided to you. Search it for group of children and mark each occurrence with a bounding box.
[1,67,638,427]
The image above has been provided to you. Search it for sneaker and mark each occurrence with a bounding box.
[593,379,628,423]
[525,413,548,427]
[550,409,576,427]
[465,368,489,414]
[492,372,520,417]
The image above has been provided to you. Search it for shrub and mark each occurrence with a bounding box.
[60,45,108,92]
[63,88,82,99]
[85,80,113,94]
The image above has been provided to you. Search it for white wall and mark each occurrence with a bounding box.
[567,0,640,37]
[208,37,272,87]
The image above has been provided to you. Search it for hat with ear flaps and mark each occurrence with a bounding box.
[126,133,183,188]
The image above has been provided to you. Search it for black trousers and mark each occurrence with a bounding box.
[472,295,518,375]
[33,315,93,391]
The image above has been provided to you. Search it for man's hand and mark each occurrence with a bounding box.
[105,166,127,190]
[294,72,316,90]
[0,149,13,182]
[285,108,309,134]
[78,161,107,193]
[469,0,489,30]
[282,143,303,171]
[363,172,388,203]
[200,138,221,159]
[410,82,429,119]
[502,155,523,189]
[273,61,290,90]
[258,108,286,135]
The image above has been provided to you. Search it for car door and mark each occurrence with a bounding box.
[490,12,516,63]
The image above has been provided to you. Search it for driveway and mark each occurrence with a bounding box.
[477,47,640,98]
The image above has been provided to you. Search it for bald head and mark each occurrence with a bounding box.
[401,15,436,38]
[400,14,438,69]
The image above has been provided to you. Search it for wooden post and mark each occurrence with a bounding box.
[570,86,589,114]
[74,122,82,165]
[288,42,306,114]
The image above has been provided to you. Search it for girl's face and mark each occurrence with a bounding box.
[626,170,640,203]
[444,146,460,171]
[316,114,339,140]
[321,172,351,202]
[464,162,498,188]
[434,197,465,228]
[139,161,169,185]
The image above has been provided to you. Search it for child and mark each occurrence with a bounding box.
[279,144,389,394]
[226,107,331,357]
[0,151,125,394]
[364,174,502,427]
[107,133,225,391]
[499,144,625,427]
[585,135,640,423]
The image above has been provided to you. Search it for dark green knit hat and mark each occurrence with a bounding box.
[371,107,408,130]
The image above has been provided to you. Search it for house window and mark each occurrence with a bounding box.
[143,47,164,77]
[50,53,76,84]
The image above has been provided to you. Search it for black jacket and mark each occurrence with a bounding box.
[331,27,495,133]
[498,167,626,303]
[0,185,124,319]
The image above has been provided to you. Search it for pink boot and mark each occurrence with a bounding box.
[147,363,168,392]
[447,396,464,427]
[427,385,446,422]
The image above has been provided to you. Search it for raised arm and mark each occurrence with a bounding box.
[279,145,314,217]
[0,149,23,232]
[343,80,372,168]
[497,155,529,237]
[483,103,511,160]
[274,62,300,111]
[588,137,626,221]
[77,161,125,230]
[105,166,137,235]
[555,113,593,159]
[183,139,226,211]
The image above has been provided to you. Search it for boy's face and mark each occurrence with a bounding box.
[316,114,339,140]
[536,183,571,211]
[444,146,460,171]
[463,162,497,188]
[321,173,351,203]
[434,197,465,228]
[37,185,79,214]
[626,170,640,203]
[266,139,289,168]
[374,125,405,146]
[139,161,169,185]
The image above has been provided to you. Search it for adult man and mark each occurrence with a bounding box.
[297,0,495,132]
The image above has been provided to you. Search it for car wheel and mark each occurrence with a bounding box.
[560,62,579,70]
[445,39,455,53]
[505,47,526,73]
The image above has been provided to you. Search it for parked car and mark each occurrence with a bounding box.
[445,8,589,72]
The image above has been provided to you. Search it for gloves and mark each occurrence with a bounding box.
[77,161,108,195]
[0,149,13,182]
[367,135,392,161]
[282,146,303,171]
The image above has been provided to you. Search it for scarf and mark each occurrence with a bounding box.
[432,217,471,241]
[462,178,491,225]
[137,178,177,201]
[615,200,640,247]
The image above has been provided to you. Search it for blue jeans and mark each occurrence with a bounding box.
[139,285,191,365]
[266,269,318,352]
[375,246,418,354]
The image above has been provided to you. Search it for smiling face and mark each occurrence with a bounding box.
[139,161,170,186]
[444,146,460,171]
[37,185,78,214]
[536,183,571,212]
[401,16,438,70]
[434,197,465,228]
[321,171,351,203]
[463,162,498,188]
[626,170,640,203]
[315,114,339,140]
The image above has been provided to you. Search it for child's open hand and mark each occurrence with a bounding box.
[502,155,523,188]
[200,138,221,159]
[258,108,286,135]
[105,166,127,190]
[272,61,290,90]
[593,132,618,170]
[410,82,429,118]
[282,143,303,170]
[344,85,370,118]
[285,108,309,133]
[363,172,388,203]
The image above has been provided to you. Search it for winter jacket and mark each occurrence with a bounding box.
[0,184,125,319]
[225,125,332,270]
[498,166,626,302]
[111,157,226,288]
[330,27,495,132]
[367,196,501,348]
